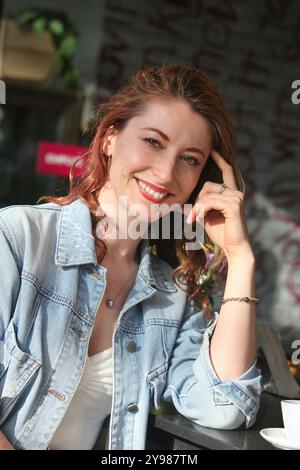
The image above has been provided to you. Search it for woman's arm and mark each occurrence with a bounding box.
[162,275,261,430]
[0,430,15,450]
[210,251,257,381]
[0,220,21,451]
[187,150,259,383]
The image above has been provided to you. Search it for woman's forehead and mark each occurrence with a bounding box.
[127,100,212,142]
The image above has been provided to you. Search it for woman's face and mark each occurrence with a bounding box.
[101,98,212,225]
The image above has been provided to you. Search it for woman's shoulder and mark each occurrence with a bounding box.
[0,202,62,245]
[0,201,61,217]
[0,202,61,224]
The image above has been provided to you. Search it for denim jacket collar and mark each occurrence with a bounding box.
[55,198,176,293]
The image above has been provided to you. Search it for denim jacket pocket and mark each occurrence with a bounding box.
[0,322,41,425]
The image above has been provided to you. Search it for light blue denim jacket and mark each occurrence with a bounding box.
[0,198,262,450]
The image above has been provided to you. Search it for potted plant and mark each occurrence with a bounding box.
[0,16,55,84]
[0,8,80,89]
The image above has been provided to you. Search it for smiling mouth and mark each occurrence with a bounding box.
[134,178,173,203]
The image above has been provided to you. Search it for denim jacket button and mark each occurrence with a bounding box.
[127,404,139,413]
[127,341,137,353]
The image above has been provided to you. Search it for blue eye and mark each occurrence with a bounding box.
[143,137,160,146]
[143,138,200,166]
[182,156,200,167]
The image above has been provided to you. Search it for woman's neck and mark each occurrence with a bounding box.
[96,186,147,265]
[100,237,141,266]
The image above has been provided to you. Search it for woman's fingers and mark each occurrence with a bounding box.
[186,193,241,224]
[210,150,239,190]
[198,181,243,200]
[186,150,244,225]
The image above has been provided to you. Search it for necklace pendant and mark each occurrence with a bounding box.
[106,298,114,308]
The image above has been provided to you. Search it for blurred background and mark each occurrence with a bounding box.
[0,0,299,373]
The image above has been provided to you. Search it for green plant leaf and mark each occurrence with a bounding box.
[64,68,79,81]
[63,68,79,88]
[58,35,77,58]
[32,18,47,36]
[49,20,64,36]
[16,11,37,24]
[53,54,64,74]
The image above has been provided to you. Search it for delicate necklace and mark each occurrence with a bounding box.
[105,264,139,309]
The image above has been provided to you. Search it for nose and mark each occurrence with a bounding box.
[152,155,176,186]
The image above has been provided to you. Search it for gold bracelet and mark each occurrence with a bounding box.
[220,296,260,305]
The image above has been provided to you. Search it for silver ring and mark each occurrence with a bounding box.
[219,182,227,194]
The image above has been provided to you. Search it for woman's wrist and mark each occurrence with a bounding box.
[225,245,256,266]
[222,250,257,304]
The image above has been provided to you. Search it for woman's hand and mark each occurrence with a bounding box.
[186,150,254,261]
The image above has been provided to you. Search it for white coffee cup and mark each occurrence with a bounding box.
[281,400,300,446]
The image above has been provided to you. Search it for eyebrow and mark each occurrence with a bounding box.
[141,127,205,157]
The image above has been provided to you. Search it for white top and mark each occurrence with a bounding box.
[49,347,113,450]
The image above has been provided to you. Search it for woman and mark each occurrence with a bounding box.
[0,64,261,450]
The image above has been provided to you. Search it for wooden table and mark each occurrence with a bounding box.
[146,392,283,450]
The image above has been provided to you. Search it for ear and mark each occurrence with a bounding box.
[102,126,118,156]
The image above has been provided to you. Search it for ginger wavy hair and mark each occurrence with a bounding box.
[39,64,245,318]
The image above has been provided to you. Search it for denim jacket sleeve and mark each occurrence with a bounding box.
[0,216,21,336]
[162,299,262,430]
